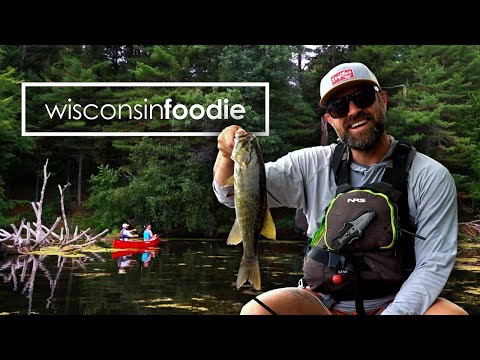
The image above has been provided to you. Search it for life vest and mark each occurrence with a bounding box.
[119,229,128,240]
[302,140,422,314]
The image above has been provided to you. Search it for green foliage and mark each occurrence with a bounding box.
[0,65,35,226]
[0,45,63,79]
[0,67,35,171]
[218,45,316,156]
[86,165,125,229]
[87,138,215,234]
[134,46,182,81]
[386,46,480,196]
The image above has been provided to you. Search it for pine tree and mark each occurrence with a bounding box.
[0,55,35,226]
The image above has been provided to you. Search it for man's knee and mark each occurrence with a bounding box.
[425,297,468,315]
[240,288,296,315]
[239,287,330,315]
[240,298,272,315]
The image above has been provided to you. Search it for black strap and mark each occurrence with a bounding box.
[354,266,366,316]
[393,142,418,273]
[392,142,416,222]
[331,140,416,191]
[253,297,278,315]
[391,141,415,191]
[331,142,349,186]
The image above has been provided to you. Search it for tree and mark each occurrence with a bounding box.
[218,45,316,159]
[0,64,35,226]
[87,138,216,234]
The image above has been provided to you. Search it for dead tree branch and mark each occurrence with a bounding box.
[0,159,109,254]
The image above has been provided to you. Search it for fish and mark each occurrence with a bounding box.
[222,132,276,290]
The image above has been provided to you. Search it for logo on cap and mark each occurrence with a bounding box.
[331,69,355,86]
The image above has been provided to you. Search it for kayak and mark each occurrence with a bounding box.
[113,237,160,249]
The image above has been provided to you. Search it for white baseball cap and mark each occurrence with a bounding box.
[122,223,129,228]
[320,62,381,107]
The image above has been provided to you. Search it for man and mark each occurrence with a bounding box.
[119,223,138,240]
[213,62,467,315]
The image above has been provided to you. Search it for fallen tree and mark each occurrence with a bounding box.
[0,159,109,255]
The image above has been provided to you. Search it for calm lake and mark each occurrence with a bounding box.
[0,239,478,315]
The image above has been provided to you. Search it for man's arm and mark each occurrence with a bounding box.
[382,156,457,315]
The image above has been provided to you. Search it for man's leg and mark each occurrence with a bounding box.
[424,297,468,315]
[240,287,332,315]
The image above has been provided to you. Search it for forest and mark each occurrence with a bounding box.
[1,45,479,238]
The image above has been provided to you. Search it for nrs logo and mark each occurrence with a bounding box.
[331,69,355,85]
[347,198,366,203]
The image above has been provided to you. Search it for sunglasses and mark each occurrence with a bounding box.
[325,86,379,118]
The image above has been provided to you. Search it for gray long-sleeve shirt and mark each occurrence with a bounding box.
[213,136,458,315]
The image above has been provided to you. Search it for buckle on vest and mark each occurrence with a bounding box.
[320,296,337,309]
[328,252,345,269]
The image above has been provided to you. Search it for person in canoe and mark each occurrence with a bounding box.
[143,224,158,241]
[119,223,139,240]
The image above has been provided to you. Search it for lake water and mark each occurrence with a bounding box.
[0,239,478,315]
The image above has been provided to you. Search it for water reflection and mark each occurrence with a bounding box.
[0,253,104,315]
[113,249,158,273]
[0,240,478,315]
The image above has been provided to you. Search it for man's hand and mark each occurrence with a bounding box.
[217,125,246,159]
[214,125,246,185]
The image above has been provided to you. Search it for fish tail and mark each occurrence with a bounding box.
[236,256,261,290]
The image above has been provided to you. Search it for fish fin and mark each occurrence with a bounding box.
[221,175,235,188]
[226,219,242,245]
[236,256,261,290]
[260,208,276,240]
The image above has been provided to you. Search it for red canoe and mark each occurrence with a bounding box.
[113,237,160,249]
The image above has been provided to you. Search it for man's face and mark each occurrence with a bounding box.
[324,84,387,151]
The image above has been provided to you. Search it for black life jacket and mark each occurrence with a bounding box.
[119,229,128,240]
[302,140,421,314]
